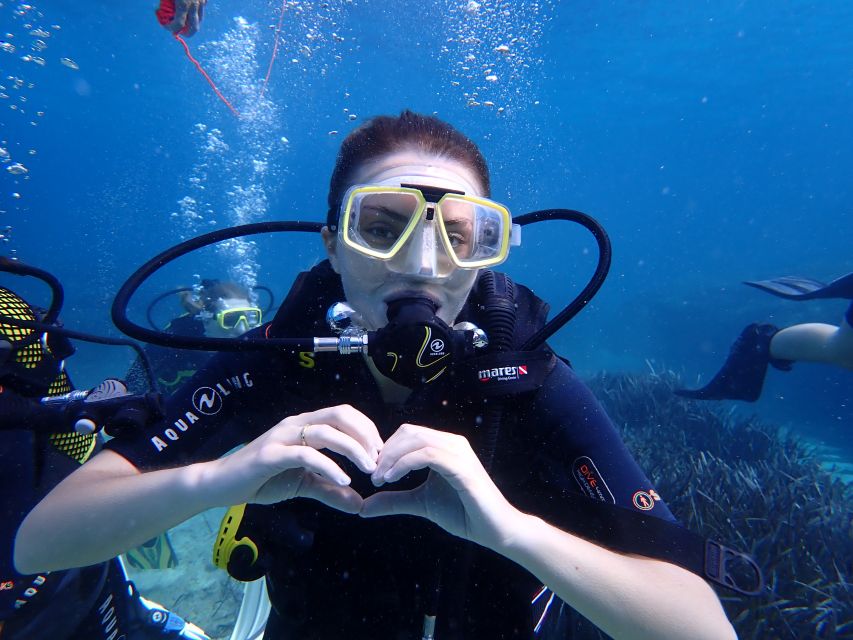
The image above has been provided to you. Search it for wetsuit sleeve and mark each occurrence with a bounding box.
[105,348,279,470]
[0,386,65,433]
[522,360,677,522]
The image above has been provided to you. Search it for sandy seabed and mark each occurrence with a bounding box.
[125,507,247,640]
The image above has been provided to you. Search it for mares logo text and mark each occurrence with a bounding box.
[478,364,528,383]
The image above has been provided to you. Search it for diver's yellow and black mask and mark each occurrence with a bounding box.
[338,183,515,278]
[197,301,263,335]
[214,306,262,331]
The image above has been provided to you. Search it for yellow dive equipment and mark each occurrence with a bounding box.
[125,532,179,570]
[213,504,258,571]
[0,286,97,465]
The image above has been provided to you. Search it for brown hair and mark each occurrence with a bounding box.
[326,110,490,229]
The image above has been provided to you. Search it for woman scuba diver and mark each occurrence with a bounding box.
[16,111,742,639]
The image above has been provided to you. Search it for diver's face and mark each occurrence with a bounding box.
[202,297,258,338]
[323,150,484,331]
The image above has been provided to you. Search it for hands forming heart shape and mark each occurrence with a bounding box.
[210,404,520,553]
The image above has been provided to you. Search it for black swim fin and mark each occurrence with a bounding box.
[676,324,792,402]
[744,272,853,301]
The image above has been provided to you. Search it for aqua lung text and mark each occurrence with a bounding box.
[150,372,254,452]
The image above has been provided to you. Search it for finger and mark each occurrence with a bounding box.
[360,486,425,519]
[184,4,200,36]
[259,443,351,487]
[255,469,362,513]
[373,425,454,485]
[382,448,455,485]
[293,405,384,457]
[326,405,385,456]
[302,423,377,473]
[297,472,364,514]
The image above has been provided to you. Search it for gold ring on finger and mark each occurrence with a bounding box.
[299,424,311,446]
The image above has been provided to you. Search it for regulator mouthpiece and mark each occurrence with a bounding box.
[385,295,439,324]
[369,296,483,388]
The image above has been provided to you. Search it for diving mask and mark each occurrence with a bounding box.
[217,306,262,331]
[199,305,263,331]
[339,183,517,278]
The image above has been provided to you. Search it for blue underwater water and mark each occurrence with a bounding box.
[2,0,852,636]
[6,1,848,450]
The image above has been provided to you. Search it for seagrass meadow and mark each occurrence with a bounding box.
[581,372,853,640]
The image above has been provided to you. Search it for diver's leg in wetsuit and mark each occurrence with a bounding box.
[675,323,792,402]
[678,273,853,401]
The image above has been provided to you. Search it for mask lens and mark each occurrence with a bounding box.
[440,196,508,265]
[347,191,421,255]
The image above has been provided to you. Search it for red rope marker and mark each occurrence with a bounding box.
[260,0,288,100]
[174,34,240,117]
[156,0,240,118]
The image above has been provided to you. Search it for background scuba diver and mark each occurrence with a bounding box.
[125,279,264,396]
[17,112,738,639]
[677,272,853,401]
[0,277,208,639]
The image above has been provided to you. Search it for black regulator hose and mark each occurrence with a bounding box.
[112,221,324,352]
[0,315,158,392]
[477,271,516,471]
[0,256,64,324]
[514,209,612,350]
[253,285,276,316]
[114,210,609,355]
